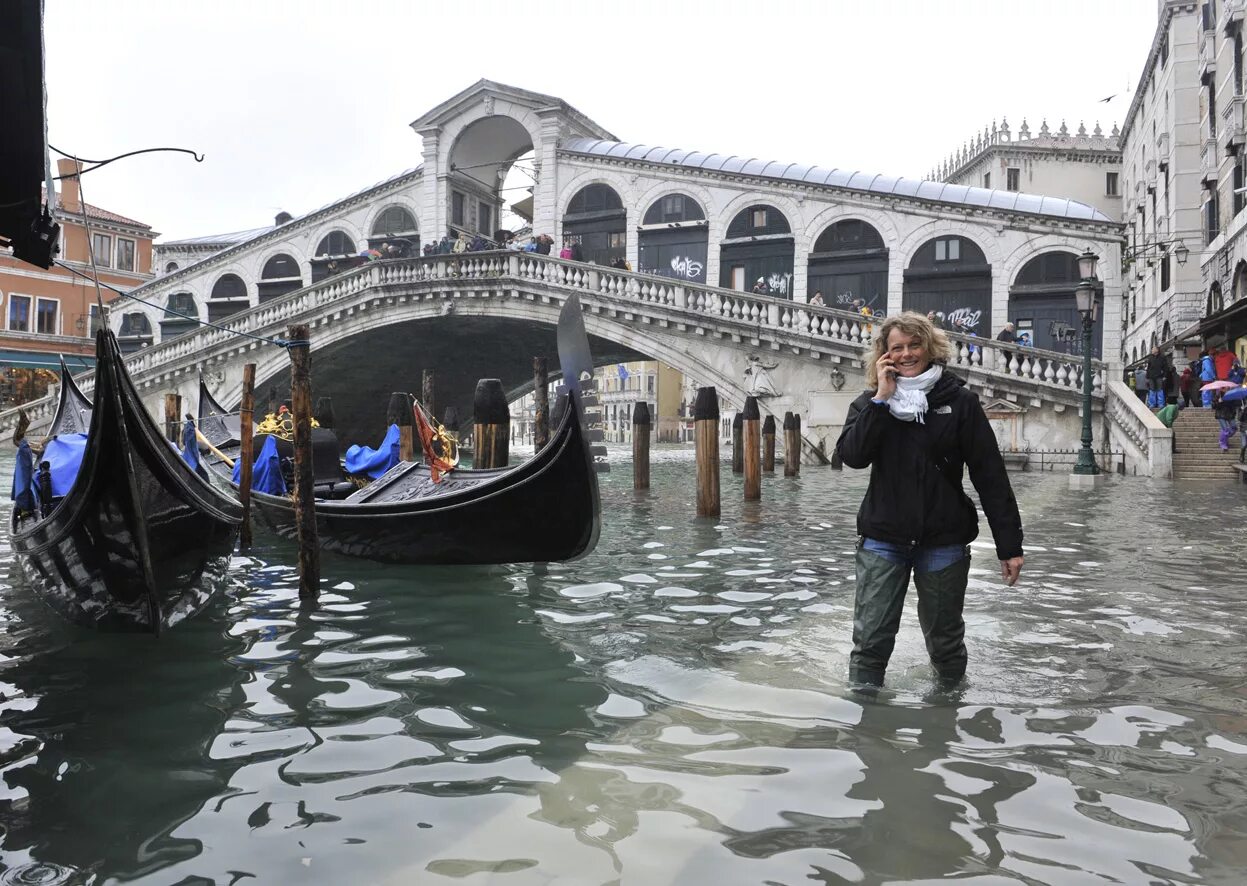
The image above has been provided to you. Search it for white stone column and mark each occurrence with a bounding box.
[532,112,563,241]
[886,252,905,316]
[417,128,444,245]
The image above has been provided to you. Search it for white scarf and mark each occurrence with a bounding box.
[888,364,942,423]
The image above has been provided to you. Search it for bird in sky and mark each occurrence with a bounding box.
[1100,94,1116,103]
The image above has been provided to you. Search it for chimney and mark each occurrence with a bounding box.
[275,210,293,226]
[56,158,83,211]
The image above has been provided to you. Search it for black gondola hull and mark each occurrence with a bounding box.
[12,332,242,631]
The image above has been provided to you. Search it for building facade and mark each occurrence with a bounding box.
[0,158,155,405]
[1195,0,1247,366]
[935,118,1123,222]
[112,81,1123,371]
[1119,0,1205,367]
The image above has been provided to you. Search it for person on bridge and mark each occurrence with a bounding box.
[1145,346,1168,410]
[835,311,1024,691]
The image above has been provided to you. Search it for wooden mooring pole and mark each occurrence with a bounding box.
[473,378,509,469]
[443,406,459,445]
[783,412,801,478]
[422,369,435,418]
[533,356,550,449]
[287,325,319,600]
[743,396,761,501]
[762,414,776,473]
[732,411,743,474]
[164,393,179,442]
[239,363,256,550]
[694,386,720,518]
[632,401,650,490]
[388,392,415,462]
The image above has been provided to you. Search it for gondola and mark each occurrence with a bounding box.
[198,294,601,565]
[9,329,243,632]
[51,354,93,434]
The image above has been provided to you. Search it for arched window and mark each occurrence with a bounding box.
[160,292,199,340]
[1208,281,1224,316]
[638,193,708,282]
[164,261,179,273]
[904,236,992,336]
[314,230,356,257]
[208,273,249,323]
[372,205,417,236]
[720,205,794,297]
[1008,250,1101,356]
[562,184,626,266]
[1162,320,1172,342]
[119,312,151,335]
[259,254,303,303]
[808,219,888,310]
[642,193,706,225]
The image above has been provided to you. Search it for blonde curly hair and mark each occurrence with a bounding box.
[864,311,954,388]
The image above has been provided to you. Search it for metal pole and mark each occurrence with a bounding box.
[1073,311,1100,475]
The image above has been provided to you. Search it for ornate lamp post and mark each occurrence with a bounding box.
[1072,249,1101,478]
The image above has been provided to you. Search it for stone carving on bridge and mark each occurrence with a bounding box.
[744,355,780,398]
[483,95,495,116]
[829,367,846,392]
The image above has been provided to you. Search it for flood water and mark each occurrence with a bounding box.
[2,447,1247,885]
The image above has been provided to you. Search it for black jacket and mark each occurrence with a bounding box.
[835,371,1024,560]
[1146,353,1167,382]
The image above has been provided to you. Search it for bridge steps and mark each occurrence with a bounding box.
[1171,408,1244,480]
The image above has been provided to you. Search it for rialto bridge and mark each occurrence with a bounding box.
[0,81,1175,475]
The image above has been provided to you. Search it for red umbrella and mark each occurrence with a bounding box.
[1200,380,1237,392]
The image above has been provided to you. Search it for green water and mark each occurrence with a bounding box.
[1,448,1246,884]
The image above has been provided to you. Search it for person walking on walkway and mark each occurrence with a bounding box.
[1146,347,1168,409]
[1200,351,1216,407]
[835,311,1024,690]
[1215,395,1239,451]
[1134,365,1149,403]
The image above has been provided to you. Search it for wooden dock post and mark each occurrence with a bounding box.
[743,396,761,500]
[632,401,651,490]
[694,386,720,518]
[762,414,776,473]
[533,356,549,449]
[239,363,256,550]
[286,325,319,600]
[387,392,416,462]
[164,393,179,442]
[783,412,801,477]
[473,378,509,469]
[422,369,435,418]
[443,406,459,445]
[732,411,743,474]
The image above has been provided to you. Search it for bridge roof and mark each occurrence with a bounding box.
[560,138,1113,223]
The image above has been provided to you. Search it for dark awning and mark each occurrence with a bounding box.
[0,348,94,372]
[1175,298,1247,343]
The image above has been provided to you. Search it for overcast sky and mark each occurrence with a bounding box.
[44,0,1157,242]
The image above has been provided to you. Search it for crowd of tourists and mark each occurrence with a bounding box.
[1128,345,1247,455]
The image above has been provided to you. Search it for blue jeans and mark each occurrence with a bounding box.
[1147,387,1165,409]
[862,538,968,573]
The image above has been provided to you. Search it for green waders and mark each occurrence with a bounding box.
[848,545,971,688]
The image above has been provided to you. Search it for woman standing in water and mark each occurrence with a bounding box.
[835,312,1024,689]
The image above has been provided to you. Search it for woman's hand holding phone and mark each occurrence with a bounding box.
[875,355,897,401]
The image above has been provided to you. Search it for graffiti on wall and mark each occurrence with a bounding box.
[670,255,705,280]
[941,307,984,332]
[767,273,792,296]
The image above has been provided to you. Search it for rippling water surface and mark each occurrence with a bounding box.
[2,447,1247,884]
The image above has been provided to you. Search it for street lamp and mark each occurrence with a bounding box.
[1072,250,1101,477]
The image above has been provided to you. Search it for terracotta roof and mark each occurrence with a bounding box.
[41,186,153,231]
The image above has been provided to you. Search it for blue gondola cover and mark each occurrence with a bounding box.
[344,424,401,479]
[41,434,88,498]
[181,418,200,470]
[232,434,287,495]
[11,439,35,510]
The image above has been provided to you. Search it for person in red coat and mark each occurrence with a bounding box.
[1214,346,1237,380]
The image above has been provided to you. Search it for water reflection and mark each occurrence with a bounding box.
[0,448,1245,883]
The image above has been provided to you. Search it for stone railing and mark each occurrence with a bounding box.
[1,251,1107,430]
[1104,379,1173,477]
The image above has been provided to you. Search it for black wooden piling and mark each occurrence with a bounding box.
[762,414,776,473]
[633,401,651,490]
[533,356,550,449]
[732,411,743,474]
[286,324,319,600]
[473,378,509,469]
[695,387,720,518]
[164,393,179,443]
[239,363,256,550]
